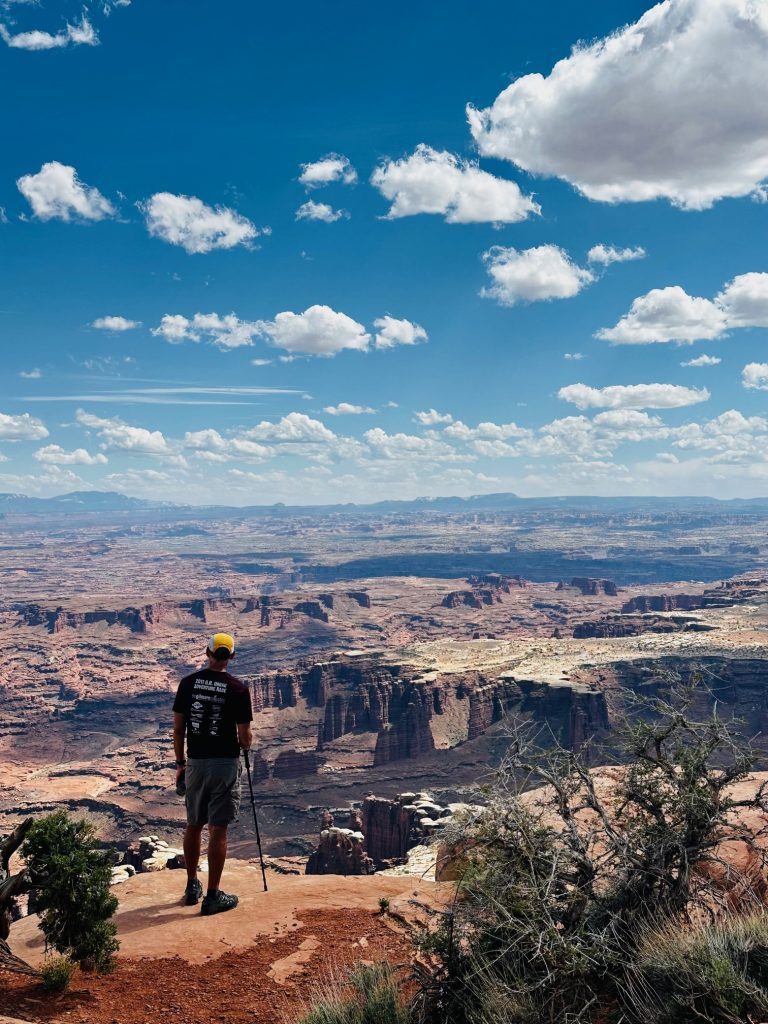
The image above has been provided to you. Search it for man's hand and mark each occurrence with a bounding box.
[175,764,186,785]
[237,722,253,751]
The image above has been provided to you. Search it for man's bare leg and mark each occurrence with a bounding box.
[207,824,228,893]
[183,824,203,883]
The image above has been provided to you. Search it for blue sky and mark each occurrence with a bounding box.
[1,0,767,503]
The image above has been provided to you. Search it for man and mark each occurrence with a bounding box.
[172,632,253,916]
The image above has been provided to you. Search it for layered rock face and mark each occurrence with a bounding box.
[573,616,714,639]
[620,579,766,615]
[305,809,375,875]
[247,655,612,776]
[608,657,768,743]
[565,578,619,596]
[442,574,525,609]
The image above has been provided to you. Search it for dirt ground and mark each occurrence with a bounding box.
[1,863,445,1024]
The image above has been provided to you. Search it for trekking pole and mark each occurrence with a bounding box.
[243,749,268,892]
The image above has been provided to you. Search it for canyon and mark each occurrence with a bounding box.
[1,499,768,870]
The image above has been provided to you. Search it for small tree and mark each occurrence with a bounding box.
[21,811,119,972]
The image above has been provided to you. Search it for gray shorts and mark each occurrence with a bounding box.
[185,757,242,827]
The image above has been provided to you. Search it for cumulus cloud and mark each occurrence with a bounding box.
[34,445,107,465]
[92,315,141,331]
[255,305,370,357]
[1,15,97,50]
[468,0,768,209]
[598,287,726,345]
[681,354,721,367]
[323,403,375,415]
[742,363,768,391]
[373,316,428,349]
[183,428,272,462]
[141,193,260,254]
[414,409,454,426]
[76,409,173,455]
[244,412,338,447]
[672,410,768,459]
[0,411,48,440]
[364,427,468,462]
[564,352,584,361]
[587,244,646,266]
[716,272,768,327]
[17,162,115,221]
[559,382,709,410]
[152,313,258,350]
[295,200,347,223]
[371,144,539,224]
[19,368,41,379]
[598,272,768,344]
[444,419,528,442]
[481,245,594,305]
[299,154,357,188]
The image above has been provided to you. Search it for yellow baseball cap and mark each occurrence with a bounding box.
[207,632,235,655]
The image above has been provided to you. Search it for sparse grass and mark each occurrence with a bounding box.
[624,912,768,1024]
[296,962,410,1024]
[40,955,76,992]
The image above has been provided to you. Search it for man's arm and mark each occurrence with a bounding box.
[173,711,187,782]
[237,722,253,751]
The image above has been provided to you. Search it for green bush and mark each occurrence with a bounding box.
[378,897,391,914]
[40,955,76,992]
[624,913,768,1024]
[21,811,119,972]
[297,963,410,1024]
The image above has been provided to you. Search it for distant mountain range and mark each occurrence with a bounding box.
[2,489,768,516]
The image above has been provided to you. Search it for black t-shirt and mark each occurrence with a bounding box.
[173,668,253,759]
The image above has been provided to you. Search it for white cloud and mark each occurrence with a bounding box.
[559,382,709,410]
[299,154,357,188]
[151,312,258,349]
[481,245,594,306]
[19,368,41,379]
[92,315,141,331]
[742,362,768,391]
[0,411,48,440]
[681,354,721,367]
[295,200,347,223]
[716,272,768,327]
[34,445,107,465]
[17,162,115,221]
[183,429,272,462]
[244,412,337,446]
[371,144,539,224]
[468,0,768,210]
[141,193,259,254]
[323,403,375,415]
[250,358,272,367]
[255,305,370,357]
[364,427,469,462]
[597,286,727,344]
[587,244,646,266]
[444,419,528,442]
[414,409,454,426]
[76,409,173,455]
[564,352,584,361]
[0,15,97,50]
[373,316,428,349]
[598,272,768,344]
[672,410,768,459]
